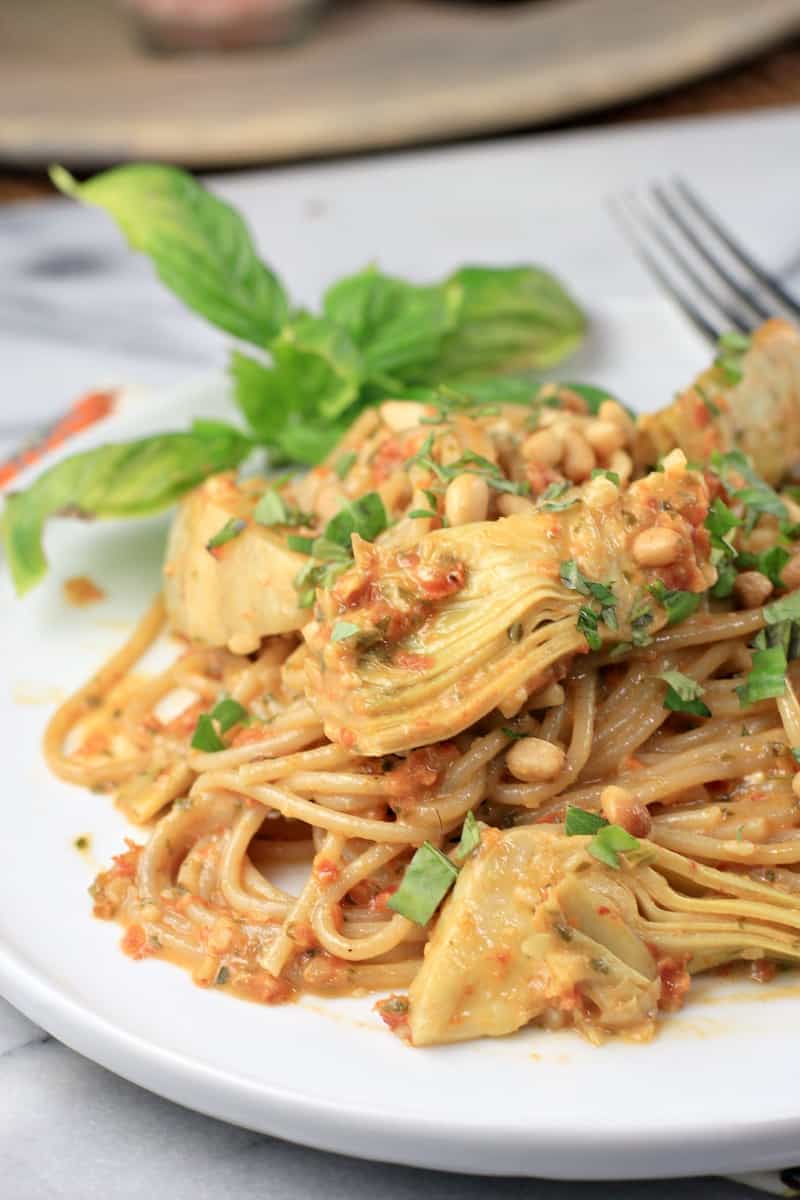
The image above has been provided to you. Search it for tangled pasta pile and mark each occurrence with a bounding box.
[44,318,800,1046]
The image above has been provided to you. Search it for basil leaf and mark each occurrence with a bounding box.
[206,517,246,551]
[705,497,741,548]
[737,645,787,706]
[323,492,388,549]
[591,468,620,486]
[577,605,602,651]
[387,842,459,925]
[423,266,585,380]
[231,317,364,465]
[191,713,225,753]
[537,482,575,512]
[331,620,361,643]
[659,670,711,717]
[565,806,608,836]
[210,698,248,732]
[3,423,251,595]
[454,811,481,863]
[764,591,800,625]
[649,581,701,626]
[51,165,287,345]
[253,489,311,528]
[323,266,459,383]
[564,807,640,867]
[588,824,640,870]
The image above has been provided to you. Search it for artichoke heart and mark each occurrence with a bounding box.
[407,826,800,1046]
[304,458,714,755]
[637,318,800,485]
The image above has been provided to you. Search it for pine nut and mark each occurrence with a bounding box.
[600,785,652,837]
[609,448,633,482]
[562,432,596,482]
[444,473,490,526]
[584,419,626,456]
[598,399,636,439]
[506,737,566,782]
[498,493,536,517]
[521,428,563,466]
[632,526,683,567]
[662,448,688,475]
[734,570,773,609]
[379,400,428,431]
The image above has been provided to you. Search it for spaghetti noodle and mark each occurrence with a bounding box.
[42,318,800,1046]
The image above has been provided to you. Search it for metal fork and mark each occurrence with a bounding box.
[611,179,800,345]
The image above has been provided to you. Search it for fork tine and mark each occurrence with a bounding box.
[675,178,800,323]
[651,184,772,325]
[626,194,752,335]
[609,196,721,345]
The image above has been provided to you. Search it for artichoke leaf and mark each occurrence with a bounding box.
[304,457,715,755]
[636,318,800,486]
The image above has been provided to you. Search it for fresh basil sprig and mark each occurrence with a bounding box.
[3,421,250,595]
[52,165,585,466]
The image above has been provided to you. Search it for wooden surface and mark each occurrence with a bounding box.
[2,15,800,206]
[2,0,800,180]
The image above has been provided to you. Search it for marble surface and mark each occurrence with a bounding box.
[4,109,800,1198]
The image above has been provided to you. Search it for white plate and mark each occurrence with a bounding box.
[4,111,800,1180]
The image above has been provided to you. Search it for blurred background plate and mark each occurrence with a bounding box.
[2,0,800,169]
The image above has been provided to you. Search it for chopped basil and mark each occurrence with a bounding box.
[215,966,230,986]
[502,726,528,739]
[564,805,640,868]
[291,492,388,608]
[658,670,711,717]
[714,331,750,385]
[630,604,654,647]
[712,449,788,528]
[588,824,640,869]
[648,580,701,626]
[560,560,617,645]
[590,468,620,487]
[764,591,800,625]
[454,811,481,863]
[206,517,246,552]
[507,621,524,642]
[737,545,791,589]
[577,605,602,651]
[405,436,529,497]
[705,497,741,548]
[565,805,607,836]
[387,842,459,925]
[253,489,312,528]
[409,508,439,520]
[334,450,357,479]
[210,697,248,732]
[792,748,800,764]
[559,560,615,610]
[324,492,389,548]
[331,620,361,643]
[737,645,787,707]
[191,713,225,752]
[537,481,575,512]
